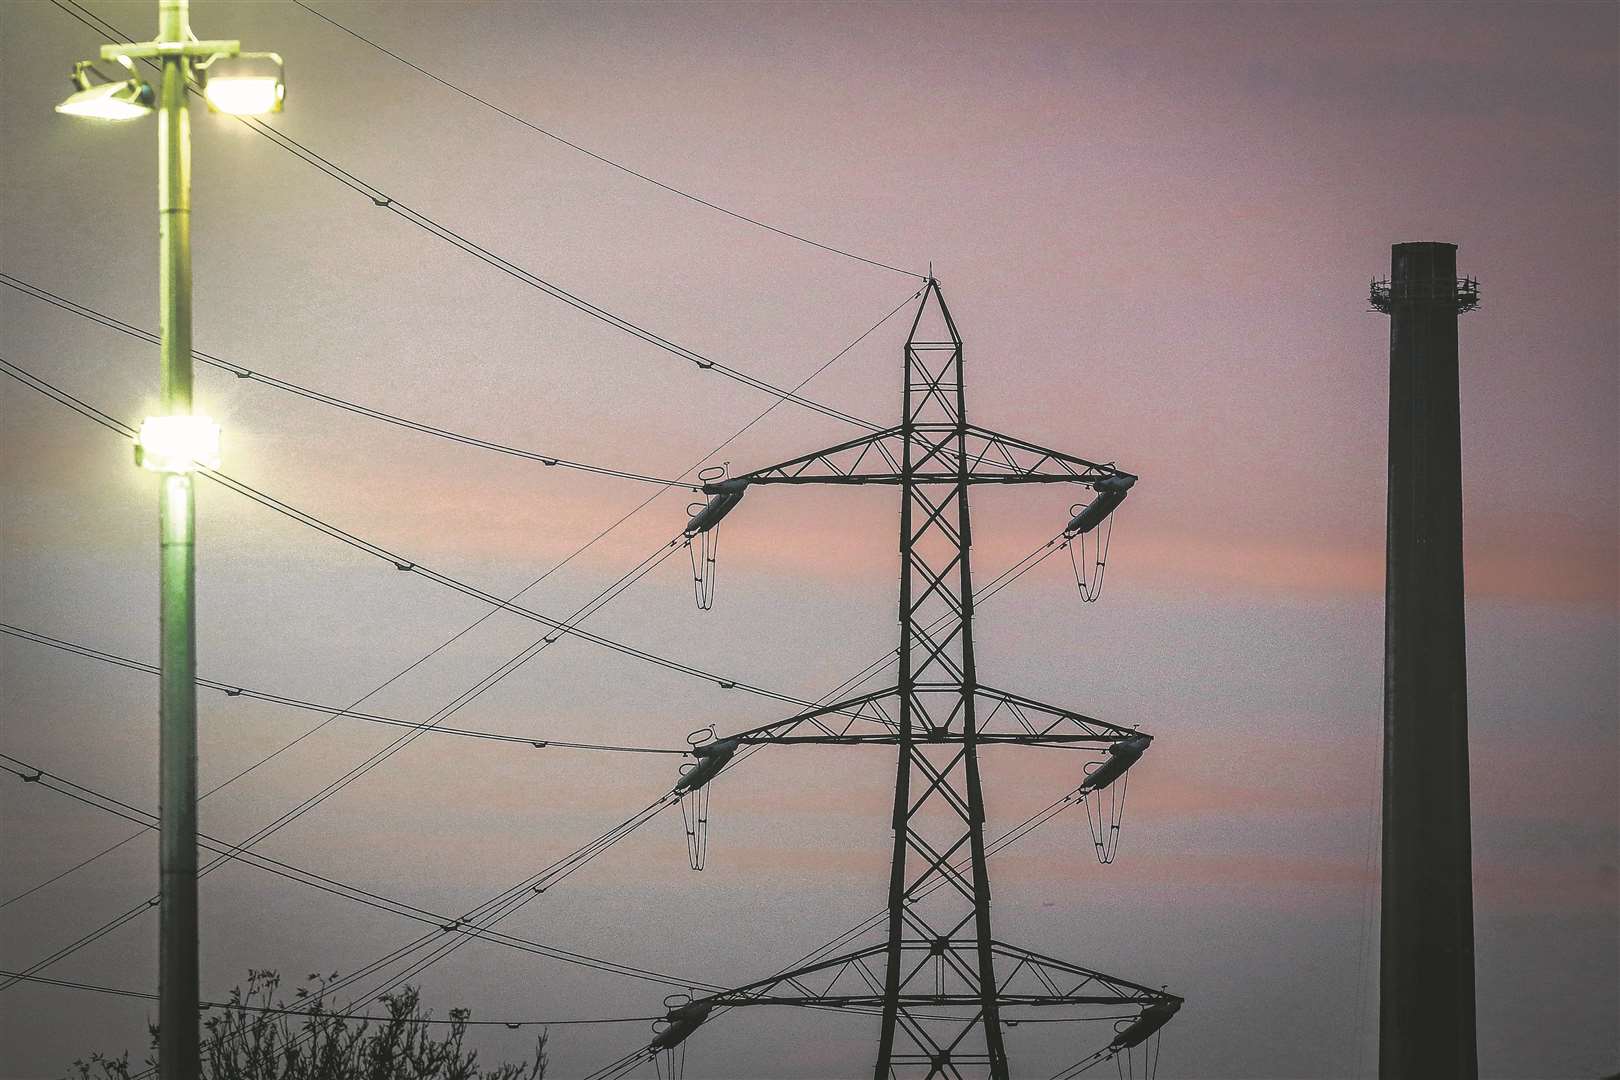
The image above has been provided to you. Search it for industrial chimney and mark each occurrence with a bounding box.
[1370,241,1480,1079]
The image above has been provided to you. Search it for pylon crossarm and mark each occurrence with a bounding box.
[655,940,1172,1070]
[703,427,907,490]
[988,942,1177,1005]
[687,940,1122,1012]
[710,688,901,746]
[730,731,1122,747]
[706,687,1135,749]
[693,936,1170,1012]
[693,944,890,1009]
[704,426,1132,490]
[958,424,1131,485]
[973,687,1143,743]
[708,993,1159,1009]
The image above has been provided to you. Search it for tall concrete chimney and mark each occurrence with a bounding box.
[1371,241,1479,1079]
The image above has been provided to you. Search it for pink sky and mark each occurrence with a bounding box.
[2,2,1615,1078]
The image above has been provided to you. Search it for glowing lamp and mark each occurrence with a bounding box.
[56,62,153,120]
[200,52,285,115]
[136,415,221,472]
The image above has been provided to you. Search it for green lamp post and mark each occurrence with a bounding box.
[55,3,285,1076]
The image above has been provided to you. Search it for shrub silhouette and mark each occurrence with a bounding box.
[73,971,548,1080]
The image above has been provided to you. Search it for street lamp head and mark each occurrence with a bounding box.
[55,60,153,120]
[136,415,222,473]
[198,52,284,115]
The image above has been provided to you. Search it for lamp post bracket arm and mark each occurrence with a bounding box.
[103,40,240,61]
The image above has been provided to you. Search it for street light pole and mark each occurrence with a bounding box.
[55,5,284,1073]
[155,0,198,1075]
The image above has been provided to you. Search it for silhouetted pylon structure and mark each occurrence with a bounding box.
[667,281,1181,1079]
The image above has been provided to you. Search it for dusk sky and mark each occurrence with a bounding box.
[2,2,1615,1078]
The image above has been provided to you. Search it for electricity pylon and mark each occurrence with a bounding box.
[667,280,1180,1079]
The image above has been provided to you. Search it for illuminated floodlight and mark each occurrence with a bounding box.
[56,61,153,120]
[200,52,284,115]
[137,415,221,472]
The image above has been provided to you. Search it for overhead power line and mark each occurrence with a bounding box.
[2,969,658,1027]
[0,349,1085,1002]
[10,752,878,1080]
[14,9,944,1039]
[2,273,915,485]
[578,618,1111,1072]
[285,557,1086,1038]
[48,0,886,435]
[295,517,1079,992]
[2,529,1079,1056]
[0,264,912,918]
[0,618,688,904]
[5,521,1074,1050]
[113,790,692,1080]
[0,280,911,955]
[0,604,692,912]
[0,536,688,991]
[0,356,866,717]
[0,495,677,913]
[0,623,688,757]
[0,755,712,995]
[0,274,909,952]
[0,273,699,490]
[303,798,678,1004]
[289,0,924,281]
[577,779,1117,1076]
[319,530,1084,1045]
[0,510,1064,777]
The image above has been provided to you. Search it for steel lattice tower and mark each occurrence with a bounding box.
[663,281,1180,1079]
